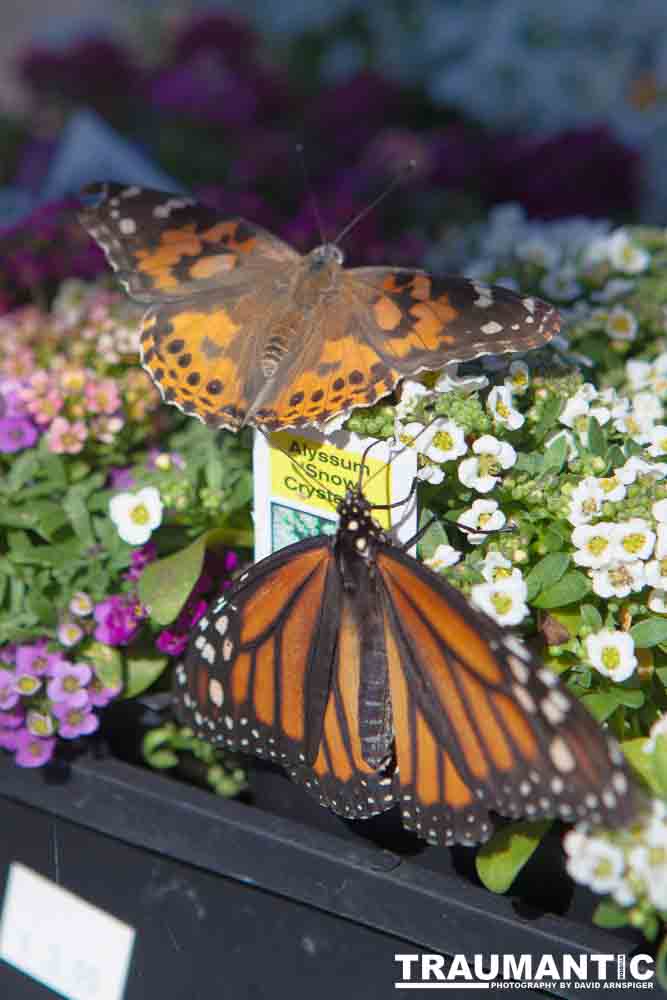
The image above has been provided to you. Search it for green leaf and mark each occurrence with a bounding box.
[81,640,123,688]
[653,733,667,798]
[630,618,667,648]
[534,396,564,442]
[138,533,207,625]
[7,451,40,492]
[476,820,552,893]
[615,687,645,709]
[416,511,449,561]
[621,737,658,792]
[587,416,607,458]
[656,932,667,990]
[542,434,568,474]
[580,603,603,630]
[123,648,169,699]
[580,691,622,722]
[532,570,590,609]
[524,553,570,601]
[593,900,630,929]
[63,487,95,547]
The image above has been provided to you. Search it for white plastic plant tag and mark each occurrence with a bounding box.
[0,862,135,1000]
[253,427,418,560]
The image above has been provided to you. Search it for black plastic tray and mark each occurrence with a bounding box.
[0,726,661,1000]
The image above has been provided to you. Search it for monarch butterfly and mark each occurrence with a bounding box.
[174,458,637,846]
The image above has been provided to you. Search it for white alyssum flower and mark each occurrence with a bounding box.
[568,478,605,526]
[458,435,516,494]
[109,486,163,545]
[571,523,617,569]
[617,456,667,485]
[626,359,652,392]
[559,384,611,443]
[607,230,650,275]
[605,305,638,342]
[613,518,655,563]
[628,843,667,911]
[540,266,582,302]
[590,278,636,302]
[434,365,489,395]
[592,561,646,600]
[653,499,667,525]
[394,379,431,424]
[515,235,560,270]
[486,385,524,430]
[585,629,638,683]
[648,424,667,458]
[645,557,667,590]
[479,550,522,586]
[644,714,667,755]
[596,473,626,503]
[422,418,468,463]
[633,391,664,425]
[471,576,529,626]
[564,834,626,895]
[648,589,667,614]
[505,360,530,395]
[613,406,656,446]
[457,499,506,546]
[424,544,461,572]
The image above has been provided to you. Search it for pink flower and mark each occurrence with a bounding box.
[53,703,99,739]
[15,639,65,677]
[14,729,56,767]
[0,728,22,751]
[0,672,20,710]
[46,416,87,454]
[125,541,157,582]
[25,388,64,425]
[87,676,121,707]
[93,595,141,645]
[85,378,121,414]
[0,706,25,729]
[57,621,84,647]
[46,661,92,707]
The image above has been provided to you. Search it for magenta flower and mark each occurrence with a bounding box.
[93,595,140,645]
[0,706,25,729]
[14,729,56,767]
[25,389,64,426]
[125,541,157,582]
[155,630,189,657]
[87,676,121,708]
[53,703,99,739]
[0,728,22,752]
[108,467,135,490]
[0,416,38,453]
[47,662,92,708]
[46,416,87,454]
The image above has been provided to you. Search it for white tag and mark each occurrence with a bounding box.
[253,427,418,561]
[0,863,135,1000]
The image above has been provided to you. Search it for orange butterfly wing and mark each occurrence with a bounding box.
[376,545,636,845]
[175,538,397,817]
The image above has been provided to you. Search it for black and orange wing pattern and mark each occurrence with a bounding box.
[175,536,398,817]
[376,545,635,845]
[81,184,560,433]
[176,485,637,846]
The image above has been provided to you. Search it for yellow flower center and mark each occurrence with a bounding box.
[609,566,632,588]
[491,593,513,616]
[433,431,453,452]
[600,477,619,494]
[496,401,510,418]
[588,536,609,556]
[622,532,646,555]
[131,503,150,525]
[601,646,621,671]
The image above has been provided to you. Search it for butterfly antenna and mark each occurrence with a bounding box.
[260,429,345,506]
[296,143,327,244]
[334,159,416,246]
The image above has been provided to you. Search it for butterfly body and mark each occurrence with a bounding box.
[81,183,561,432]
[175,485,637,847]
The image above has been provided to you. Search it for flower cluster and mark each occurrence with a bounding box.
[0,638,120,767]
[0,282,160,459]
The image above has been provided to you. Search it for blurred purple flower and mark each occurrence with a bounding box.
[0,673,19,711]
[486,126,639,220]
[14,729,55,767]
[108,466,135,490]
[0,416,38,453]
[169,11,258,69]
[53,703,99,739]
[93,595,141,646]
[87,676,121,708]
[307,72,403,158]
[14,137,57,193]
[150,52,259,126]
[0,728,22,752]
[125,541,157,583]
[19,38,143,108]
[0,706,25,729]
[46,662,92,708]
[156,550,239,657]
[15,639,61,677]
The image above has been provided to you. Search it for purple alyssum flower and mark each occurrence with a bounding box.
[93,595,141,645]
[87,676,121,708]
[53,702,99,739]
[0,416,38,453]
[0,672,20,711]
[47,661,92,708]
[14,729,56,767]
[15,639,61,676]
[0,706,25,729]
[13,671,41,696]
[26,710,55,737]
